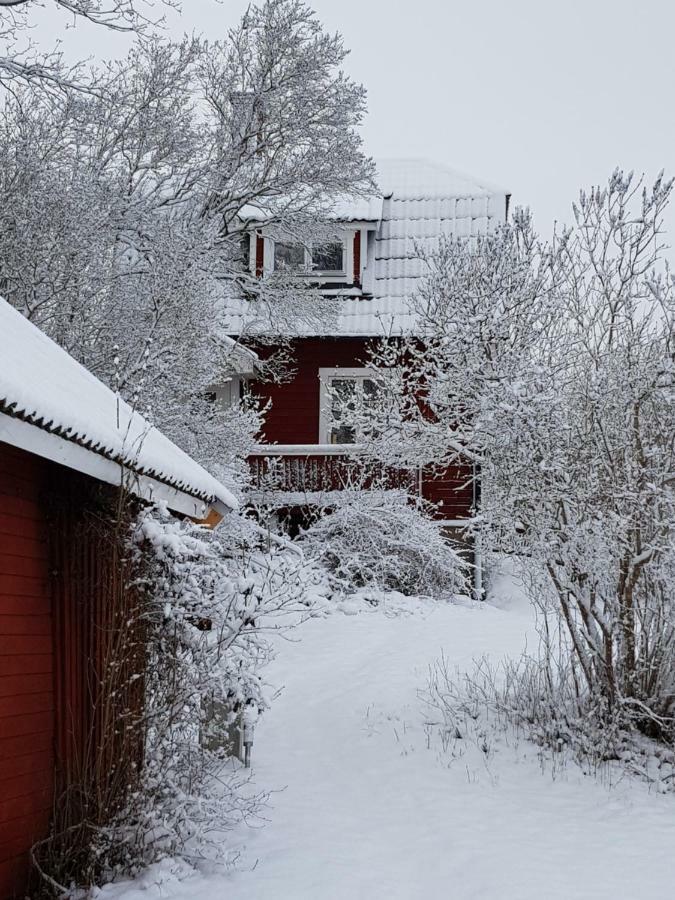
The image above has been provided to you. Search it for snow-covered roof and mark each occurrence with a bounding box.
[238,194,383,223]
[227,158,509,337]
[341,158,508,335]
[0,299,237,517]
[375,157,505,201]
[322,193,384,222]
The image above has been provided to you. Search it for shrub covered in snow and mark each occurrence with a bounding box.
[424,650,675,792]
[299,489,468,598]
[41,506,312,891]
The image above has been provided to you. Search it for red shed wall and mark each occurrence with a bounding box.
[0,443,54,900]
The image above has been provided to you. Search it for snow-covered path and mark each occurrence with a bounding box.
[104,587,675,900]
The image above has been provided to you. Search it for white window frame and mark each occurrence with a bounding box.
[262,232,354,283]
[318,366,376,444]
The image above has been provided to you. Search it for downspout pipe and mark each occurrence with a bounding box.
[472,461,484,601]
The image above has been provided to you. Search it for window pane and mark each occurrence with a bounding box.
[329,378,357,444]
[362,378,379,405]
[312,241,344,272]
[274,241,305,271]
[331,378,357,415]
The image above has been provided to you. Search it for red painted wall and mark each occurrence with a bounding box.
[0,444,146,897]
[250,338,475,520]
[252,337,373,444]
[422,463,475,521]
[0,444,54,900]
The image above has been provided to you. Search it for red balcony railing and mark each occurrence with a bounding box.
[247,444,420,495]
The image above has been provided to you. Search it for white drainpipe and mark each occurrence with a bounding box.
[472,461,484,600]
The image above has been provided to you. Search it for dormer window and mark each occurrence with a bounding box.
[270,238,347,276]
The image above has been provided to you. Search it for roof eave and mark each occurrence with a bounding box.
[0,412,230,518]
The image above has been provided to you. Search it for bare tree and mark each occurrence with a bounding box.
[0,1,374,479]
[352,211,550,471]
[513,173,675,739]
[0,0,181,90]
[360,173,675,745]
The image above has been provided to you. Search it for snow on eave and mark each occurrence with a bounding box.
[0,298,238,515]
[221,334,260,376]
[236,159,509,228]
[237,193,384,225]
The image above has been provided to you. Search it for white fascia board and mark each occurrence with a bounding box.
[339,219,380,229]
[0,413,213,519]
[221,335,259,376]
[250,443,365,456]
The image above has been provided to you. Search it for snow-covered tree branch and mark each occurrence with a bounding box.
[359,171,675,745]
[0,0,182,91]
[0,0,374,483]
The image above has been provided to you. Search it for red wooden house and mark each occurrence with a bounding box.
[225,159,509,527]
[0,299,235,899]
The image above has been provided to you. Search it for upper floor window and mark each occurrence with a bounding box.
[274,241,306,271]
[271,238,346,276]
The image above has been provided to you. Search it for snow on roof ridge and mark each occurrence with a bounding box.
[373,157,510,201]
[0,298,237,512]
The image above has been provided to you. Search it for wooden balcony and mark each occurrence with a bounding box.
[247,445,477,527]
[247,444,420,495]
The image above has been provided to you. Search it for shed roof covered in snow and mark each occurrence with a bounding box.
[227,158,509,337]
[0,298,237,518]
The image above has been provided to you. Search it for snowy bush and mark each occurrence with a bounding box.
[299,489,468,599]
[424,650,675,792]
[102,509,308,869]
[36,506,311,893]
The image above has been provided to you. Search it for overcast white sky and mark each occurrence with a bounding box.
[30,0,675,243]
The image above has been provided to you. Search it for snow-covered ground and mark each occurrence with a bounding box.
[98,577,675,900]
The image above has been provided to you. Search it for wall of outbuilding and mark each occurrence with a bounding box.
[0,443,143,899]
[0,443,54,899]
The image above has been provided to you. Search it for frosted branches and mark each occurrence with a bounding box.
[0,1,373,477]
[360,172,675,745]
[0,0,181,92]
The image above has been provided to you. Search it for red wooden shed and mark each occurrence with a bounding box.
[0,299,236,899]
